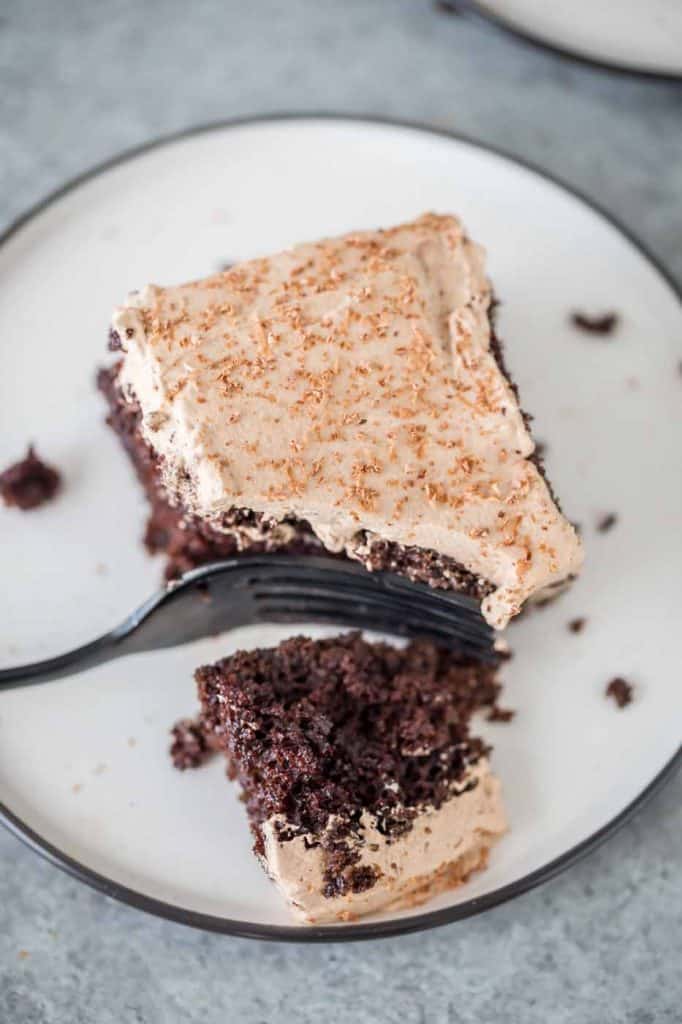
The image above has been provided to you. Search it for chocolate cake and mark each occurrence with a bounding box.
[195,632,507,923]
[101,213,583,626]
[606,677,634,708]
[0,445,61,510]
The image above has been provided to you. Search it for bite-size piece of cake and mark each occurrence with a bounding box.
[101,213,582,627]
[195,632,507,924]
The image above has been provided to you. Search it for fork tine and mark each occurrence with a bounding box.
[254,588,492,646]
[259,603,477,651]
[184,555,495,655]
[257,596,494,658]
[235,562,482,615]
[262,615,494,659]
[251,578,484,620]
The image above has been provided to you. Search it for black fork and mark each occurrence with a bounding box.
[0,556,497,690]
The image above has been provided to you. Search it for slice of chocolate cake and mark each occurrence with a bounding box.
[102,213,582,626]
[195,632,507,923]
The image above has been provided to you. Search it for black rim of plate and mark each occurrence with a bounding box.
[458,1,682,81]
[0,113,680,943]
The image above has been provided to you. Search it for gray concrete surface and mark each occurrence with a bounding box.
[0,1,680,1021]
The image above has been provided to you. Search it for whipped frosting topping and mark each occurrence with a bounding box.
[261,759,506,924]
[112,212,583,627]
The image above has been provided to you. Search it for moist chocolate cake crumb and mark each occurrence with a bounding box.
[346,864,382,894]
[0,446,61,510]
[143,516,170,555]
[597,513,618,533]
[170,718,211,770]
[196,632,500,898]
[351,533,495,600]
[605,677,633,708]
[486,705,516,723]
[571,311,619,336]
[319,823,384,898]
[568,616,587,634]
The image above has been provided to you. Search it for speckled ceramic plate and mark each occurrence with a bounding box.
[0,115,680,941]
[466,0,682,77]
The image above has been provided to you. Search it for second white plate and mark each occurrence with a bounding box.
[470,0,682,77]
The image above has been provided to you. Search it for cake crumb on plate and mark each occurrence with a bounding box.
[570,311,619,335]
[0,445,61,510]
[606,677,634,708]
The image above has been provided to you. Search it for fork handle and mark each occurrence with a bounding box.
[0,633,120,690]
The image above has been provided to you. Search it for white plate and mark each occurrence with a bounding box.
[469,0,682,77]
[0,116,680,941]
